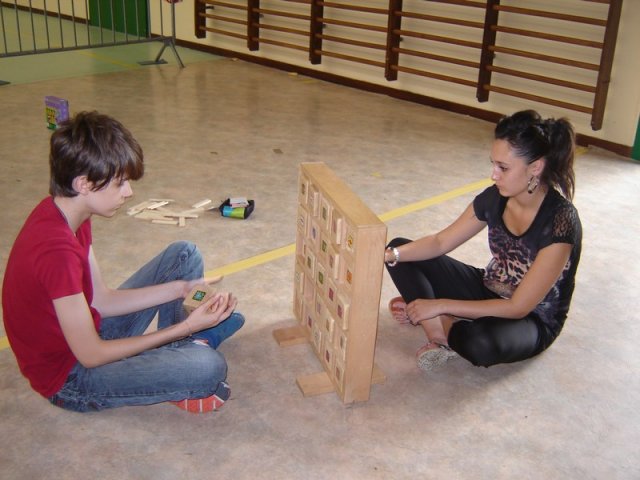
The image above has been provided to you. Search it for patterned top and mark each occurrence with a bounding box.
[473,185,582,336]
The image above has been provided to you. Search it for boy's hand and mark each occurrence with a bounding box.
[182,275,224,299]
[183,292,238,334]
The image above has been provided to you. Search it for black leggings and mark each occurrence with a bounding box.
[386,238,553,367]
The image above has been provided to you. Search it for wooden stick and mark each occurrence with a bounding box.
[152,219,179,225]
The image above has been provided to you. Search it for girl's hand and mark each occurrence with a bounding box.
[405,299,443,325]
[183,292,238,334]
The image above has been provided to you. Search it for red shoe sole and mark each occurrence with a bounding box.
[171,394,225,413]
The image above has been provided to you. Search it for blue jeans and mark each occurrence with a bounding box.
[49,241,239,412]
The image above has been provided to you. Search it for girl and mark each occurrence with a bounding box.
[384,110,581,370]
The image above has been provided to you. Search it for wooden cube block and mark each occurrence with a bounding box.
[183,284,216,314]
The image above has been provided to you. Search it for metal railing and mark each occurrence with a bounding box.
[0,0,184,84]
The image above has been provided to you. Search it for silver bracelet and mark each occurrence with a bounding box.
[386,247,400,267]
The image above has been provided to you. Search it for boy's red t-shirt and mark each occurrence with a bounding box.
[2,197,101,397]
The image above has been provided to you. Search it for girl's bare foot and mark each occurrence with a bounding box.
[388,296,410,324]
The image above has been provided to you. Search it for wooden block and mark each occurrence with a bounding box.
[163,212,199,219]
[272,325,308,347]
[183,284,216,313]
[147,200,170,210]
[152,219,179,225]
[127,200,154,216]
[296,371,335,397]
[134,210,171,220]
[288,162,387,404]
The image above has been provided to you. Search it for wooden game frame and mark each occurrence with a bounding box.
[273,162,387,404]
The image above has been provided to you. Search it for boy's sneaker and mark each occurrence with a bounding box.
[193,312,245,349]
[171,382,230,413]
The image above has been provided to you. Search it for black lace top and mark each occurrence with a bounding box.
[473,185,582,335]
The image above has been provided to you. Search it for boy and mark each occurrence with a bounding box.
[2,111,244,413]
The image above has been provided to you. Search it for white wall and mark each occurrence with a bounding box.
[166,0,640,148]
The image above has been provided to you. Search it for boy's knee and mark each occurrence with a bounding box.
[200,347,228,380]
[167,241,202,274]
[169,240,199,259]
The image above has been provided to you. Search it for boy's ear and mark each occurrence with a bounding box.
[71,176,93,195]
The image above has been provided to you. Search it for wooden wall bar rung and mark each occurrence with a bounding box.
[253,37,309,52]
[489,46,600,71]
[484,85,593,114]
[396,30,482,50]
[318,34,386,51]
[491,26,604,49]
[319,2,387,15]
[203,14,248,26]
[398,11,483,29]
[202,0,247,11]
[319,18,387,33]
[493,5,607,27]
[487,65,596,93]
[201,27,248,40]
[253,8,310,21]
[254,23,308,36]
[315,49,386,68]
[424,0,484,7]
[392,65,476,87]
[394,47,479,69]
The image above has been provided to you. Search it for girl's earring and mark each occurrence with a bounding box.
[527,176,539,194]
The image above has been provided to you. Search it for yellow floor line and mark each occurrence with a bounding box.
[206,177,492,277]
[0,178,490,353]
[378,178,492,222]
[206,244,296,278]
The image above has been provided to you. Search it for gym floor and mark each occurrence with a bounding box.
[1,40,638,479]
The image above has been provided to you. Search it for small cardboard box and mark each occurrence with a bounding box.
[45,96,69,130]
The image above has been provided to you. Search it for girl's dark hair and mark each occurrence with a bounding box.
[49,111,144,197]
[495,110,576,200]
